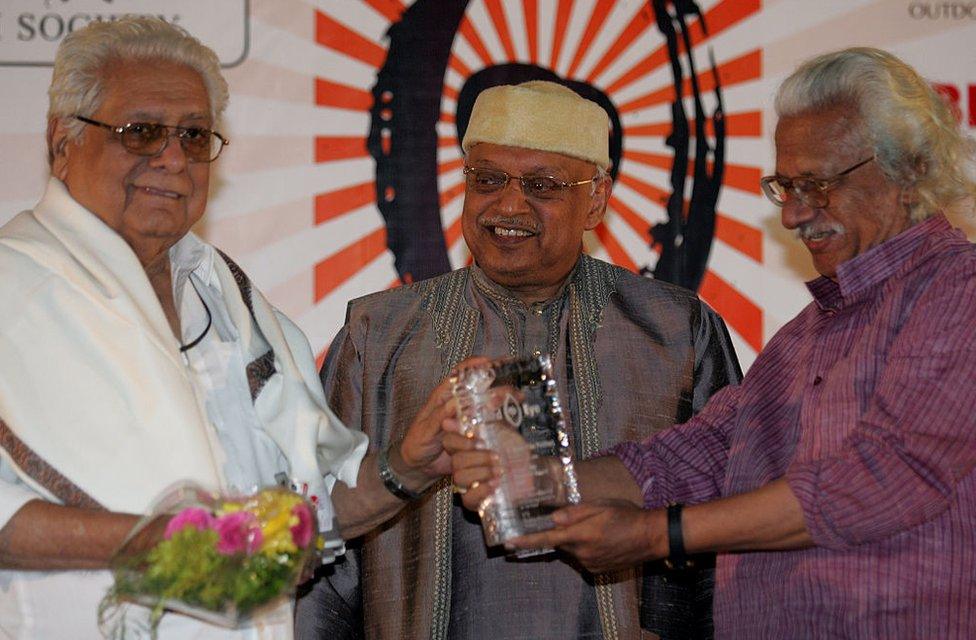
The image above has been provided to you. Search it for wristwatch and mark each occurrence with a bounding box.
[377,444,422,501]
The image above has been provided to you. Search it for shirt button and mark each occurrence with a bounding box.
[532,349,542,357]
[813,375,823,386]
[533,308,544,316]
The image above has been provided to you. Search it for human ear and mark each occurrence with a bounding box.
[47,118,72,180]
[584,175,612,230]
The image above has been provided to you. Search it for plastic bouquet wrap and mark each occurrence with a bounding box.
[99,483,331,638]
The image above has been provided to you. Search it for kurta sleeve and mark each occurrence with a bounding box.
[319,323,364,436]
[612,300,743,508]
[691,301,743,412]
[786,267,976,549]
[299,315,367,640]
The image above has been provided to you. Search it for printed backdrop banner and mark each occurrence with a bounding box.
[2,0,975,371]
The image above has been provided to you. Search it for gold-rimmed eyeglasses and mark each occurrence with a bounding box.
[760,156,874,209]
[74,115,229,163]
[463,166,598,200]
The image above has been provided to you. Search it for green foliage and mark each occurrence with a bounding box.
[106,527,300,638]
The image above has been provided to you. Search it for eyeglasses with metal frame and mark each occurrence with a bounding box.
[760,156,874,209]
[73,115,229,163]
[462,166,598,200]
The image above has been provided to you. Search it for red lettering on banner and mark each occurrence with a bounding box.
[932,83,976,128]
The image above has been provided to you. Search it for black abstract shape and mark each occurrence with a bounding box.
[642,0,725,291]
[367,0,471,284]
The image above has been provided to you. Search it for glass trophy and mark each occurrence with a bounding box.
[450,355,580,556]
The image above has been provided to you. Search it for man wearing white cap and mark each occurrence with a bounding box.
[298,81,741,640]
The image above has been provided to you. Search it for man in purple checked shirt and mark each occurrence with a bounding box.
[448,47,976,638]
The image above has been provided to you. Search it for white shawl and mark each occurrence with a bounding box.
[0,178,366,517]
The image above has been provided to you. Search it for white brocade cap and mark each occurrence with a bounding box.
[461,81,611,170]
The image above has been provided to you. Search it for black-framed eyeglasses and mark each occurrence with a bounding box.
[74,115,229,163]
[463,166,598,200]
[760,156,874,208]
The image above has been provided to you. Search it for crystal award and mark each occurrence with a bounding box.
[450,355,580,555]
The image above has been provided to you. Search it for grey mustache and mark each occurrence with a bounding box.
[480,216,540,233]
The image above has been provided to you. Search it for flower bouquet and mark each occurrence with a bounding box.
[99,483,321,638]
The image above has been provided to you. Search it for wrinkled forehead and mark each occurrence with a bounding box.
[98,59,212,121]
[774,106,867,171]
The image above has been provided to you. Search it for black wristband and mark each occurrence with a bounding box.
[664,503,693,570]
[377,445,422,501]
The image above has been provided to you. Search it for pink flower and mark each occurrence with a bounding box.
[290,503,313,548]
[214,511,263,556]
[163,507,215,540]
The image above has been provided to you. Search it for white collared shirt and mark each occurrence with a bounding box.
[170,234,290,495]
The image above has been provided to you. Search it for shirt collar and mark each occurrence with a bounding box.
[470,260,578,310]
[169,230,213,304]
[806,214,950,309]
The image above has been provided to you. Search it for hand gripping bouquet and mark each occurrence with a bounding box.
[99,482,336,638]
[451,355,580,556]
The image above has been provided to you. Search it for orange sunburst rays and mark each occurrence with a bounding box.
[437,0,765,352]
[311,2,412,366]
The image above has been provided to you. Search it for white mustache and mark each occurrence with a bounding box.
[796,221,845,241]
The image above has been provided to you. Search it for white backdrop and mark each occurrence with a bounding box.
[2,0,974,371]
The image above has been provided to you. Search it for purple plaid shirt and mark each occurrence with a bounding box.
[614,215,976,638]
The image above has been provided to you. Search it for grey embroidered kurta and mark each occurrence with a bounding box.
[300,255,741,640]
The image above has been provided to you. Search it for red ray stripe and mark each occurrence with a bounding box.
[441,112,456,124]
[444,215,465,247]
[440,181,466,207]
[314,228,388,301]
[606,47,667,95]
[624,122,671,137]
[716,214,762,263]
[627,151,762,196]
[617,172,669,207]
[362,0,406,22]
[566,0,615,78]
[315,181,375,224]
[524,0,539,64]
[608,195,653,245]
[626,149,671,171]
[695,111,762,137]
[484,0,518,61]
[314,78,373,111]
[699,270,763,351]
[550,0,574,69]
[594,222,638,272]
[443,83,460,101]
[615,177,763,263]
[315,11,387,68]
[439,136,459,148]
[685,0,761,51]
[625,110,763,138]
[438,157,465,175]
[586,4,655,83]
[314,136,368,163]
[448,54,472,78]
[605,0,761,94]
[718,163,762,195]
[617,49,761,114]
[459,17,494,67]
[316,348,328,372]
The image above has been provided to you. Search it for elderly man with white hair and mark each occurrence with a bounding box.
[0,17,455,639]
[297,80,742,640]
[451,48,976,638]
